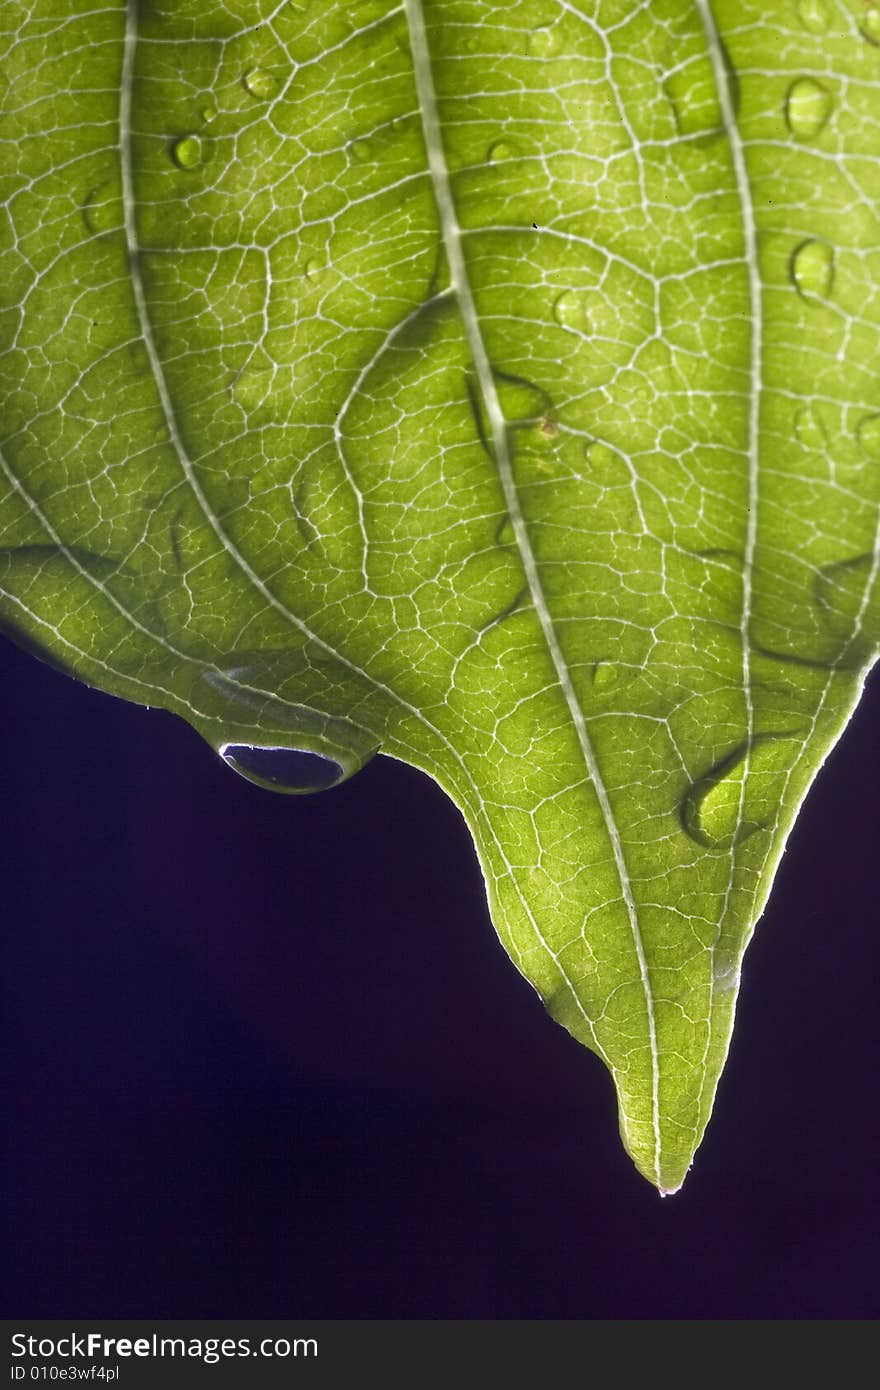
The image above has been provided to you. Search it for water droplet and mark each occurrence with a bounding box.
[495,516,516,546]
[82,181,118,234]
[814,551,880,657]
[681,736,795,848]
[304,255,324,281]
[221,744,342,794]
[796,0,829,34]
[527,25,560,57]
[201,104,218,123]
[785,78,832,139]
[350,138,373,162]
[592,661,617,688]
[552,289,590,333]
[795,402,828,450]
[665,63,722,136]
[230,362,275,410]
[488,139,518,163]
[584,440,628,487]
[202,663,380,793]
[860,7,880,43]
[585,441,616,469]
[791,239,834,298]
[171,134,202,169]
[243,67,281,101]
[857,413,880,460]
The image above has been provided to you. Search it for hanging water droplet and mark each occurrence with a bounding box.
[221,744,342,794]
[171,134,202,169]
[552,289,589,333]
[201,663,380,794]
[856,413,880,460]
[681,736,795,848]
[795,0,829,34]
[243,67,281,100]
[488,138,518,163]
[860,7,880,43]
[785,78,832,139]
[82,181,118,234]
[791,239,834,298]
[795,402,828,450]
[527,25,560,57]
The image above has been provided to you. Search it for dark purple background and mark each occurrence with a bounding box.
[2,635,878,1319]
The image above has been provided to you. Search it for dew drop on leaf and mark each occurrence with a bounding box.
[527,26,560,57]
[592,661,617,688]
[220,744,343,794]
[200,104,217,123]
[243,67,281,100]
[552,289,589,332]
[82,182,117,234]
[665,65,722,136]
[856,413,880,460]
[785,78,832,138]
[495,516,516,546]
[795,0,829,34]
[860,7,880,43]
[171,134,202,169]
[304,256,325,281]
[791,239,834,298]
[795,402,828,449]
[488,139,518,162]
[681,737,795,848]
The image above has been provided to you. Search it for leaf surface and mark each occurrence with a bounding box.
[2,0,879,1189]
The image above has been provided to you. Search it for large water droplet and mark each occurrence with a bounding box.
[552,289,590,333]
[681,736,796,848]
[856,413,880,460]
[243,67,281,100]
[221,744,342,794]
[527,25,560,57]
[860,7,880,43]
[795,402,828,450]
[791,239,834,299]
[202,663,380,793]
[171,134,203,169]
[796,0,829,34]
[785,78,832,138]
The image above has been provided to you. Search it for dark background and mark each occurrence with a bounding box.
[1,635,877,1320]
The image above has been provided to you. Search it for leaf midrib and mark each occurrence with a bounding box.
[403,0,662,1184]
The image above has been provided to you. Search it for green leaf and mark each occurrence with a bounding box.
[2,0,879,1192]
